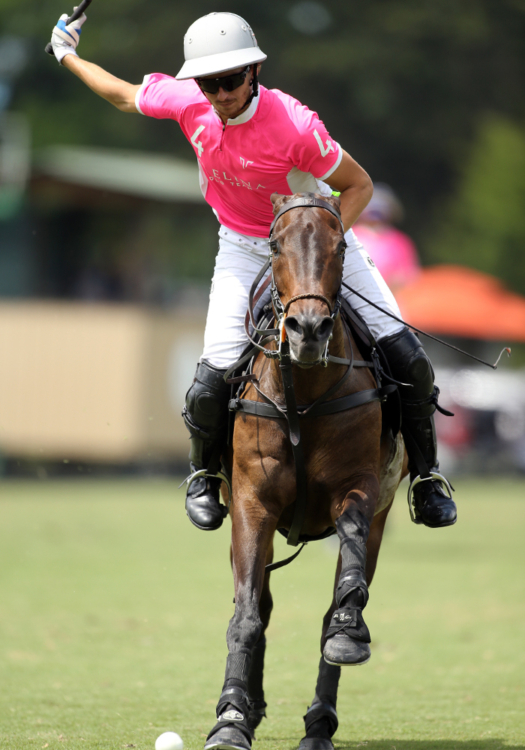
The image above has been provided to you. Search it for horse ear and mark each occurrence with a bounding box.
[271,193,293,216]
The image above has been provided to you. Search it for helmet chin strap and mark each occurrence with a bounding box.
[243,64,259,108]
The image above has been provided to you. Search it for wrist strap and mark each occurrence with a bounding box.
[55,47,78,65]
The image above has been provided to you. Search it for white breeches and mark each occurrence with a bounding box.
[201,225,405,369]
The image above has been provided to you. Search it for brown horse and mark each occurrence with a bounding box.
[204,193,408,750]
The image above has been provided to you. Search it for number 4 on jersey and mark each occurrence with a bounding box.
[191,125,205,157]
[314,129,334,157]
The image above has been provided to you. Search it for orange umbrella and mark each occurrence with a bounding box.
[395,265,525,342]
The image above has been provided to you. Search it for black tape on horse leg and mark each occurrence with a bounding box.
[224,649,251,690]
[208,650,254,750]
[336,508,370,551]
[303,658,341,738]
[314,656,341,706]
[335,510,370,608]
[247,638,267,733]
[247,637,266,704]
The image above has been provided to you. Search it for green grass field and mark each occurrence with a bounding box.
[1,478,524,750]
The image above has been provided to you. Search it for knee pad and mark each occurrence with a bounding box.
[183,360,230,433]
[379,327,434,402]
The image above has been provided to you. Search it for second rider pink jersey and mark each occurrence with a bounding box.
[136,76,342,238]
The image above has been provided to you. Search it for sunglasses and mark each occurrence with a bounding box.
[196,67,250,95]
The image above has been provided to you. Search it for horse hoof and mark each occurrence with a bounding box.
[323,635,371,666]
[204,726,251,750]
[298,738,335,750]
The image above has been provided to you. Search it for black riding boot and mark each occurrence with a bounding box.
[182,360,230,531]
[379,328,457,528]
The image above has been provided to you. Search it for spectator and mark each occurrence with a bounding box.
[351,183,421,293]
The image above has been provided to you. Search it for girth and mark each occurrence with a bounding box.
[229,387,391,421]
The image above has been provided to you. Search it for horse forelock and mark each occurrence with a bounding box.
[280,209,342,295]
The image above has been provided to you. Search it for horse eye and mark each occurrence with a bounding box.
[269,239,280,255]
[339,240,347,257]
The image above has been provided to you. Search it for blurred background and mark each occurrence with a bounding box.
[1,0,525,477]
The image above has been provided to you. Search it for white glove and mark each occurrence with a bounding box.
[51,11,87,64]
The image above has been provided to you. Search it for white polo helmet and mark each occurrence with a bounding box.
[176,12,267,80]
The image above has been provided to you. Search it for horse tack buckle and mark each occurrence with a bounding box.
[407,471,454,523]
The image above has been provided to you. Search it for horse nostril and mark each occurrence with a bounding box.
[284,316,303,338]
[314,317,334,342]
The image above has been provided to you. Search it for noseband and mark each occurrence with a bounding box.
[283,292,333,316]
[248,196,347,365]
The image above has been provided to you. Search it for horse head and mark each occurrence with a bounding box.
[269,192,346,368]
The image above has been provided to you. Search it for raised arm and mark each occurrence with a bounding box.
[49,11,140,113]
[63,55,140,113]
[327,150,373,232]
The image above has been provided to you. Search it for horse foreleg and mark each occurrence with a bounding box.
[323,479,379,668]
[299,658,341,750]
[205,510,276,750]
[298,554,342,750]
[246,539,274,736]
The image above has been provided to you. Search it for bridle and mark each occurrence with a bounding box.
[247,196,347,367]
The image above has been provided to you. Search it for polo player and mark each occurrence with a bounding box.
[49,10,457,531]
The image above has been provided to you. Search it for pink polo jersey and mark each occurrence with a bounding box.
[136,76,342,237]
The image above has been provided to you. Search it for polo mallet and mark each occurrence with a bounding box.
[45,0,93,56]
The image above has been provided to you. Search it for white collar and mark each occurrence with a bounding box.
[224,91,260,126]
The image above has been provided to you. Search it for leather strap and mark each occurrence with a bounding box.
[229,387,394,421]
[279,343,307,547]
[245,271,272,338]
[269,196,345,238]
[265,542,307,573]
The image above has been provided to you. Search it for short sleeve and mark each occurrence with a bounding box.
[285,97,342,180]
[135,74,199,122]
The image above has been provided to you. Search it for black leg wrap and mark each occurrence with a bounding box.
[247,638,267,735]
[304,702,339,738]
[313,657,341,708]
[205,650,253,750]
[224,649,251,688]
[298,659,340,750]
[205,687,253,750]
[323,511,371,667]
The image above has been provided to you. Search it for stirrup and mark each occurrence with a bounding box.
[407,471,454,524]
[180,468,232,508]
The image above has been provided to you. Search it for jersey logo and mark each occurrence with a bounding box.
[314,129,335,158]
[240,157,254,169]
[191,125,205,157]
